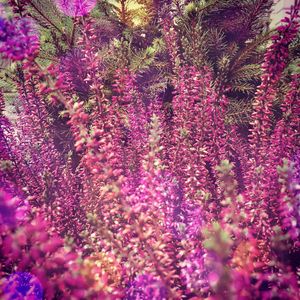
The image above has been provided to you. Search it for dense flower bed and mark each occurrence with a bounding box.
[0,0,300,299]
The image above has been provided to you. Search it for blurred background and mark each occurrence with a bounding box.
[271,0,295,27]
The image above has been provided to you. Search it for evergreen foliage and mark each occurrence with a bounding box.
[0,0,300,299]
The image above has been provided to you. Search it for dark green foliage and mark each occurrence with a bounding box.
[173,1,274,125]
[0,0,294,127]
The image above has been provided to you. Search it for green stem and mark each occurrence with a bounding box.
[29,1,65,36]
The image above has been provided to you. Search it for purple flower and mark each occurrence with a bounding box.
[0,190,16,228]
[0,190,28,228]
[125,274,167,300]
[162,174,203,240]
[55,0,97,17]
[181,248,211,296]
[59,49,90,97]
[292,151,300,184]
[0,17,39,61]
[3,272,43,300]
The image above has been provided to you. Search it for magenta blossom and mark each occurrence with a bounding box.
[125,274,167,300]
[0,17,39,61]
[55,0,97,17]
[181,248,211,296]
[0,190,17,228]
[0,190,28,228]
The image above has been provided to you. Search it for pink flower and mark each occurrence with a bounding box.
[0,17,39,61]
[55,0,97,17]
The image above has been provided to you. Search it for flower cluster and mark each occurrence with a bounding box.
[55,0,97,17]
[125,274,167,300]
[0,17,39,61]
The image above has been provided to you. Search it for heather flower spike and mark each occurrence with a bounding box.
[125,274,167,300]
[55,0,97,17]
[0,17,39,61]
